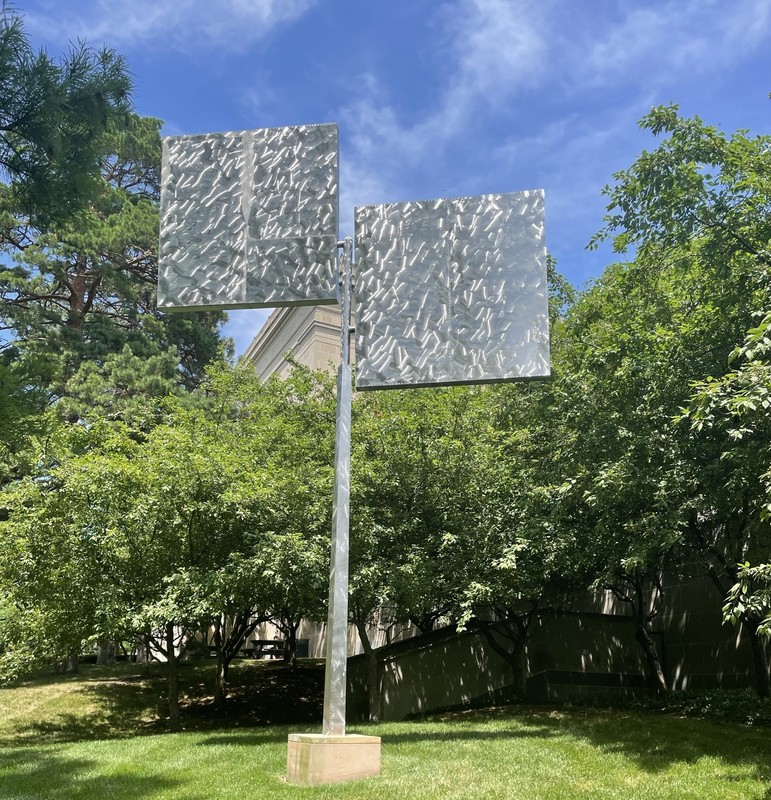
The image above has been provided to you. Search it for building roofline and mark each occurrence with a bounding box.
[242,307,292,363]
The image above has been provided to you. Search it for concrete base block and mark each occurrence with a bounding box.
[286,733,381,786]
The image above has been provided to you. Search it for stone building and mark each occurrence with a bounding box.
[243,304,343,381]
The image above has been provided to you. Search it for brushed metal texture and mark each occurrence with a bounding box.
[158,123,339,311]
[323,240,353,737]
[354,190,550,389]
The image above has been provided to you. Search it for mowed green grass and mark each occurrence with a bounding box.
[0,663,769,799]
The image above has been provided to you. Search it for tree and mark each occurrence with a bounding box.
[349,384,488,718]
[579,104,771,695]
[0,362,335,727]
[683,311,771,650]
[57,344,187,429]
[0,350,52,477]
[193,364,333,699]
[0,4,147,461]
[0,423,141,677]
[1,113,227,408]
[353,387,484,628]
[263,531,328,668]
[343,258,581,712]
[538,259,697,692]
[0,2,132,227]
[451,374,598,698]
[0,410,266,726]
[0,109,228,497]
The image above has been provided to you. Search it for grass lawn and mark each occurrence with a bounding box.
[0,661,769,799]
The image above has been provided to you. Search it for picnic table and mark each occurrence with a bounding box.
[247,639,285,659]
[206,638,285,659]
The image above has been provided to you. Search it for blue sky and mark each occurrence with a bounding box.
[19,0,771,356]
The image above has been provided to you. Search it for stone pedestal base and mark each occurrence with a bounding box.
[286,733,381,786]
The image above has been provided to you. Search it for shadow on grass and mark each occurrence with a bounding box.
[563,708,771,778]
[409,705,771,789]
[0,660,324,745]
[383,726,557,744]
[5,665,770,795]
[180,660,324,732]
[191,705,771,796]
[189,723,557,751]
[194,729,296,747]
[0,748,188,800]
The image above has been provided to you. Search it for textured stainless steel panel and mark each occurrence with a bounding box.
[158,124,338,311]
[354,190,550,389]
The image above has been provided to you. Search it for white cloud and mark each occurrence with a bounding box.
[239,77,281,124]
[443,0,549,102]
[418,0,549,138]
[581,5,695,85]
[577,0,771,88]
[339,160,388,236]
[723,0,771,50]
[493,95,654,195]
[340,1,549,205]
[24,0,317,52]
[338,0,771,213]
[492,106,627,227]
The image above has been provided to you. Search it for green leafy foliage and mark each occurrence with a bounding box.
[1,89,770,711]
[0,363,333,682]
[0,108,228,481]
[558,105,771,694]
[632,688,771,727]
[724,563,771,638]
[0,350,52,474]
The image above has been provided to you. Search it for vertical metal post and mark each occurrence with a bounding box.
[322,237,353,736]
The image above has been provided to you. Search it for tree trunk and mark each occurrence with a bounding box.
[478,618,530,699]
[96,640,116,665]
[214,652,230,707]
[611,573,669,693]
[166,623,182,732]
[634,623,668,693]
[212,615,226,707]
[210,611,266,703]
[746,618,771,698]
[283,623,298,668]
[142,637,152,675]
[510,638,527,698]
[62,649,80,674]
[354,618,380,722]
[134,634,153,675]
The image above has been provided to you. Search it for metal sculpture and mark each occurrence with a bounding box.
[158,123,339,310]
[157,123,550,749]
[354,190,549,389]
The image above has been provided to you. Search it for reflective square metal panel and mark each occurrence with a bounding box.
[158,123,338,311]
[354,190,550,389]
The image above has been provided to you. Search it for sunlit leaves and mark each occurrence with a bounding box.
[0,363,335,673]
